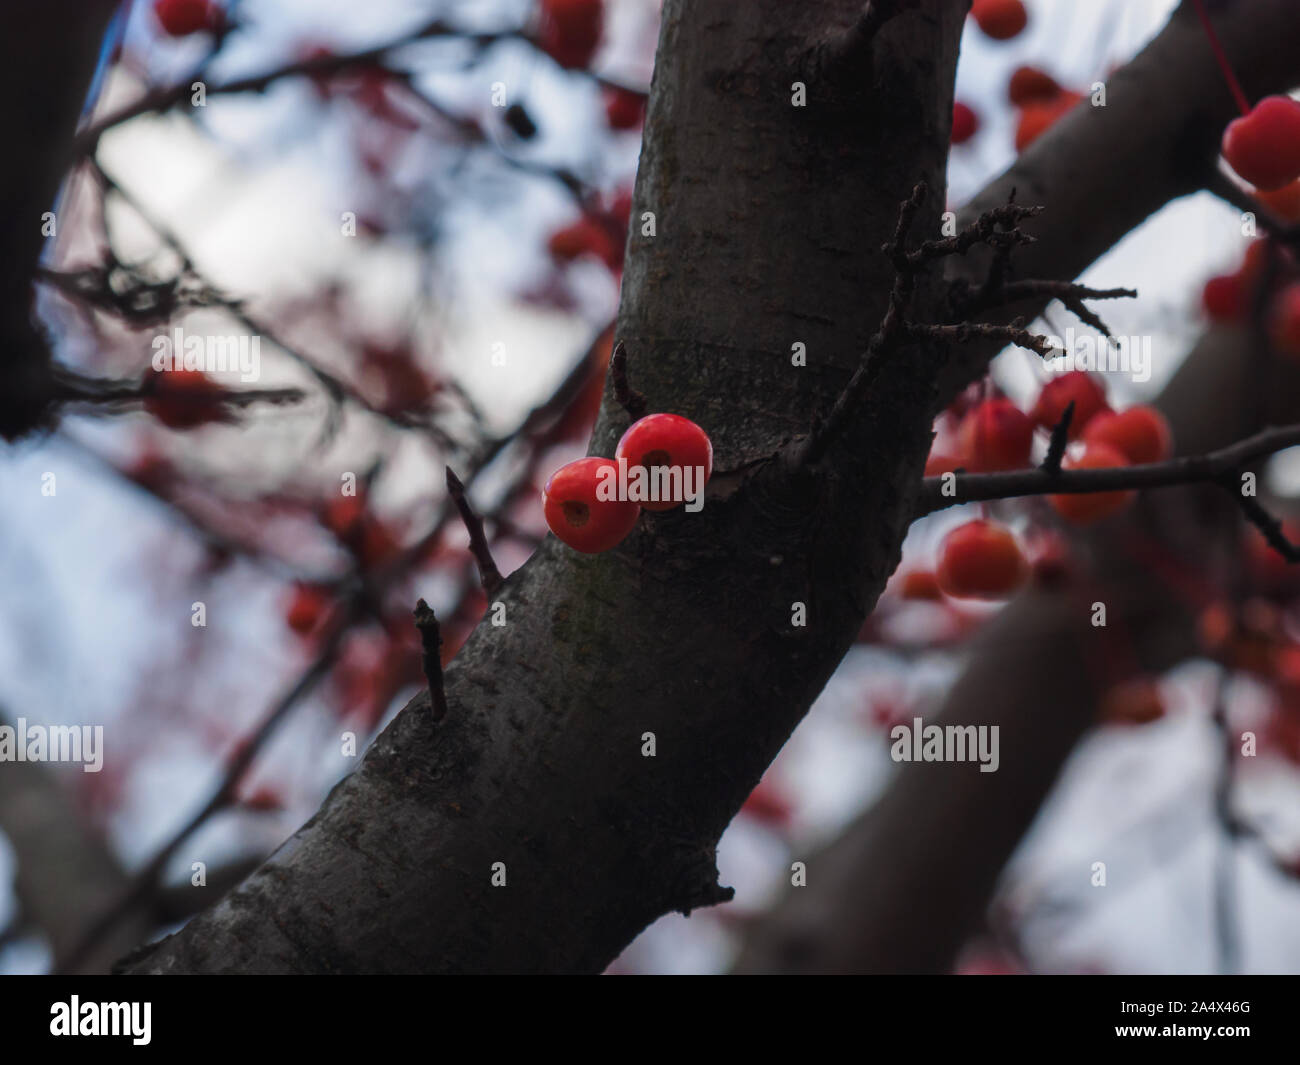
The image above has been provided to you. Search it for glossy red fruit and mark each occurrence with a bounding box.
[1015,91,1083,152]
[936,519,1028,600]
[1222,95,1300,192]
[1007,65,1061,106]
[604,87,645,130]
[542,456,639,553]
[153,0,218,36]
[1050,442,1134,524]
[1082,406,1173,465]
[951,102,980,145]
[959,398,1034,472]
[538,0,604,70]
[142,368,228,429]
[615,413,713,512]
[970,0,1028,41]
[1202,273,1245,321]
[1270,282,1300,358]
[1031,371,1108,439]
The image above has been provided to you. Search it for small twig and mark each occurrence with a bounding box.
[799,185,1067,467]
[959,280,1137,339]
[905,319,1058,359]
[610,340,647,420]
[1234,491,1300,561]
[915,422,1300,525]
[446,467,503,595]
[1040,401,1074,474]
[414,599,450,722]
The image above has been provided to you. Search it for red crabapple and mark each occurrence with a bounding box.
[542,456,639,553]
[970,0,1028,41]
[615,413,713,512]
[936,519,1028,600]
[1049,441,1134,524]
[1221,95,1300,192]
[958,398,1034,472]
[1030,371,1108,439]
[1082,406,1173,465]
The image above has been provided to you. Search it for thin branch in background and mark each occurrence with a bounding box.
[446,466,504,596]
[1209,667,1240,975]
[414,599,450,722]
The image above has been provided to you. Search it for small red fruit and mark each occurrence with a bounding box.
[1202,273,1245,322]
[285,583,333,636]
[1221,95,1300,192]
[615,413,713,512]
[538,0,604,70]
[142,367,228,429]
[936,519,1028,600]
[542,456,640,553]
[1269,282,1300,359]
[1031,371,1109,439]
[153,0,219,36]
[1082,405,1172,465]
[604,87,646,131]
[1007,66,1061,106]
[951,102,980,145]
[959,398,1034,472]
[1049,442,1134,524]
[970,0,1028,41]
[1015,91,1083,151]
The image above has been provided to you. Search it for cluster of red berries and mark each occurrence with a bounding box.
[1202,238,1300,359]
[922,373,1173,600]
[153,0,221,37]
[542,413,713,553]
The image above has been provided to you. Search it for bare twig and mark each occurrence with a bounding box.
[414,599,450,722]
[1040,400,1074,475]
[610,340,647,420]
[446,467,504,595]
[915,423,1300,534]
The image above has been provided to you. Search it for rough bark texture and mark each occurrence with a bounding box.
[117,0,1300,973]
